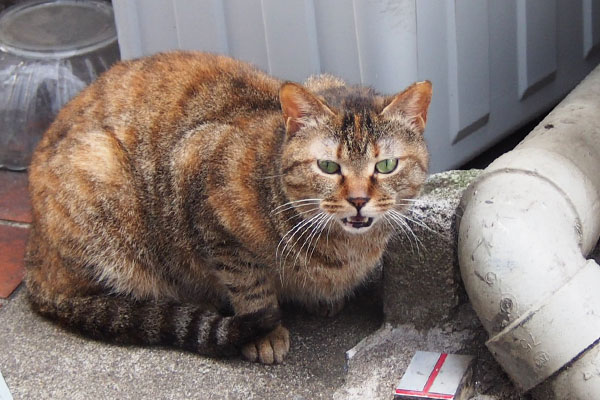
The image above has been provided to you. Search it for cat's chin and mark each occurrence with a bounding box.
[340,216,374,233]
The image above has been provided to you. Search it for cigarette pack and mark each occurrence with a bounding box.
[395,351,474,400]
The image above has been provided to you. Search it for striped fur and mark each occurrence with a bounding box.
[25,51,431,363]
[28,282,279,356]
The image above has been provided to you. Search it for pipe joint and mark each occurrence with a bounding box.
[487,260,600,392]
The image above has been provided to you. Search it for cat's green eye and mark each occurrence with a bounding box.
[375,158,398,174]
[318,160,341,174]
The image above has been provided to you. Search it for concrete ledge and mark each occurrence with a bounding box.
[383,169,481,328]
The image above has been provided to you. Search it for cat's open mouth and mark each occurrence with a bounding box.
[342,216,373,229]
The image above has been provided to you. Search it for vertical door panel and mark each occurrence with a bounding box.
[112,0,143,59]
[135,0,178,56]
[313,0,361,85]
[583,0,600,58]
[260,0,320,81]
[517,0,558,99]
[223,0,270,72]
[447,0,490,144]
[173,0,228,54]
[353,0,417,93]
[416,0,451,172]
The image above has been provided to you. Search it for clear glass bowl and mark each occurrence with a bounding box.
[0,0,120,170]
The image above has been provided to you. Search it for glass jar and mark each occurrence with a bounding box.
[0,0,120,170]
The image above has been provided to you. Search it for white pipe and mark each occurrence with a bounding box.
[458,65,600,397]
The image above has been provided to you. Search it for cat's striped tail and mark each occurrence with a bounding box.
[28,292,280,357]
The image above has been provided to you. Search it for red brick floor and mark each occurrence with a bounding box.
[0,171,32,223]
[0,225,28,299]
[0,170,31,299]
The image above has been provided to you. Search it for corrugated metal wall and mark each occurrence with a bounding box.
[113,0,600,171]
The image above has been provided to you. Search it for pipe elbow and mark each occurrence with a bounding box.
[459,149,600,393]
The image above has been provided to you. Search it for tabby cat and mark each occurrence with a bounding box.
[25,51,431,364]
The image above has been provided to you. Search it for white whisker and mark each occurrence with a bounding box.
[280,212,324,268]
[271,198,321,215]
[391,209,438,235]
[325,214,335,248]
[387,211,424,256]
[384,214,416,255]
[258,174,285,180]
[282,207,321,223]
[276,215,314,261]
[293,212,328,267]
[396,197,419,202]
[308,214,332,261]
[272,202,321,216]
[395,203,418,208]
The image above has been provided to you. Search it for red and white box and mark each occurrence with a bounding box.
[395,351,475,400]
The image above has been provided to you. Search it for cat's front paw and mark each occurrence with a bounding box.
[305,298,345,317]
[241,324,290,364]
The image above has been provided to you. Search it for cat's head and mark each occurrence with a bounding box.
[278,77,432,234]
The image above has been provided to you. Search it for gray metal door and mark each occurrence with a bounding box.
[113,0,600,171]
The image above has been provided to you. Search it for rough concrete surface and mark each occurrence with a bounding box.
[383,169,482,328]
[0,286,381,400]
[339,299,528,400]
[334,321,475,400]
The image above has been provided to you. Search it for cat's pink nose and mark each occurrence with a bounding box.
[347,197,370,211]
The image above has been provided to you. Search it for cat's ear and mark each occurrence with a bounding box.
[279,82,335,135]
[381,81,432,134]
